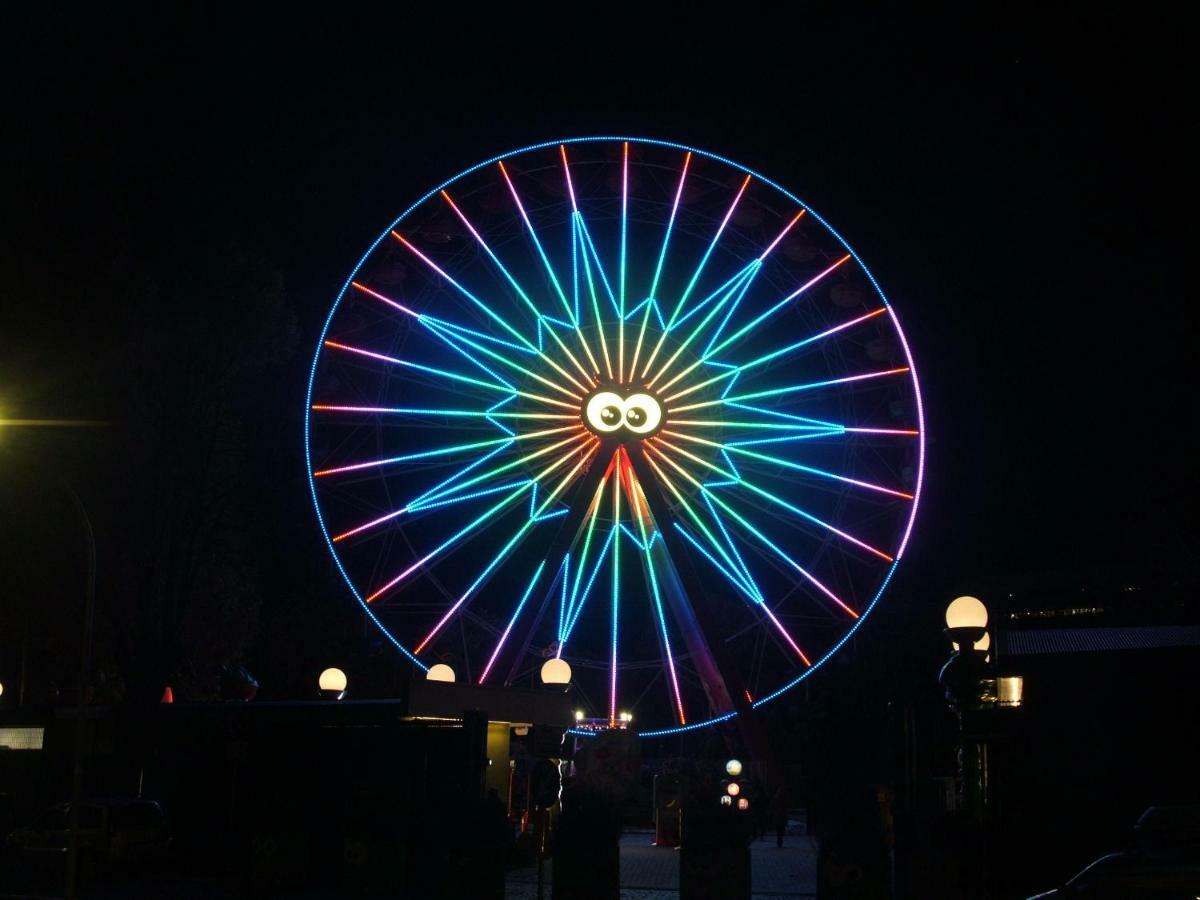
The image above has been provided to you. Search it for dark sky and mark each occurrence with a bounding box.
[1,5,1194,666]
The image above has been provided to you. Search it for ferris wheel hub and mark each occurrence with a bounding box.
[581,386,665,439]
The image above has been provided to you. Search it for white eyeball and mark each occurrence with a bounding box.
[623,394,662,434]
[585,391,625,433]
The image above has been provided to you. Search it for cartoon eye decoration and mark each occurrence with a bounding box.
[585,391,626,433]
[623,394,662,434]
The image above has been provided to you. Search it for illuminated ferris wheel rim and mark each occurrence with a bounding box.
[304,136,927,738]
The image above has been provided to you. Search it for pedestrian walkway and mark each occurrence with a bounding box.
[506,822,817,898]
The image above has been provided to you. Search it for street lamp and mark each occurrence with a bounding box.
[939,596,991,822]
[1,412,102,900]
[318,667,347,700]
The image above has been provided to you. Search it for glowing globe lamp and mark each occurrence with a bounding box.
[737,797,750,811]
[726,781,741,797]
[319,667,348,693]
[426,663,456,683]
[945,596,987,630]
[945,596,988,650]
[725,758,743,777]
[541,657,572,685]
[720,795,733,807]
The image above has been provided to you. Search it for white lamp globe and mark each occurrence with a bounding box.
[426,663,456,683]
[0,681,5,699]
[540,657,572,685]
[945,596,988,630]
[725,759,743,777]
[318,667,347,698]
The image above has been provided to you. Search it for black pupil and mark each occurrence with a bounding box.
[601,406,621,424]
[626,407,647,427]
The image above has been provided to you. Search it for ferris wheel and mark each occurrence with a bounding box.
[305,137,925,736]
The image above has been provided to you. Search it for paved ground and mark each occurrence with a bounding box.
[507,825,818,898]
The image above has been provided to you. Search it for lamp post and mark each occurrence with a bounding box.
[1,413,103,900]
[938,596,991,822]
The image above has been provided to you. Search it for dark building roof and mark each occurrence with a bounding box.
[1006,625,1200,656]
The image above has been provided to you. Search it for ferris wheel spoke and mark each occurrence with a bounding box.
[648,442,859,621]
[369,437,595,606]
[351,281,527,388]
[702,253,854,362]
[310,405,575,422]
[439,190,594,391]
[322,340,575,411]
[422,313,581,402]
[313,425,577,478]
[560,146,619,322]
[640,174,752,379]
[650,435,893,563]
[660,429,914,500]
[708,403,920,443]
[390,231,547,358]
[645,199,804,392]
[660,306,888,402]
[619,142,629,382]
[622,455,687,724]
[703,492,860,622]
[671,522,762,604]
[653,440,769,604]
[608,447,624,725]
[406,430,590,511]
[350,278,572,399]
[558,526,616,650]
[332,432,585,545]
[640,448,764,601]
[559,458,617,645]
[633,451,811,710]
[573,212,615,380]
[643,262,760,391]
[689,209,808,368]
[321,340,507,393]
[668,366,911,415]
[629,150,691,381]
[497,159,601,375]
[477,559,548,684]
[413,442,597,653]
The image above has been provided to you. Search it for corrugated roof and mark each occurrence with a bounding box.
[1006,625,1200,656]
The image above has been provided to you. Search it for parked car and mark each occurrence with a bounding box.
[6,798,170,868]
[1027,806,1200,898]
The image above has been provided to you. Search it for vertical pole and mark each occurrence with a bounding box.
[63,483,97,900]
[18,621,29,706]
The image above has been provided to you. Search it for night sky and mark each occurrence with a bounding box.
[1,8,1193,695]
